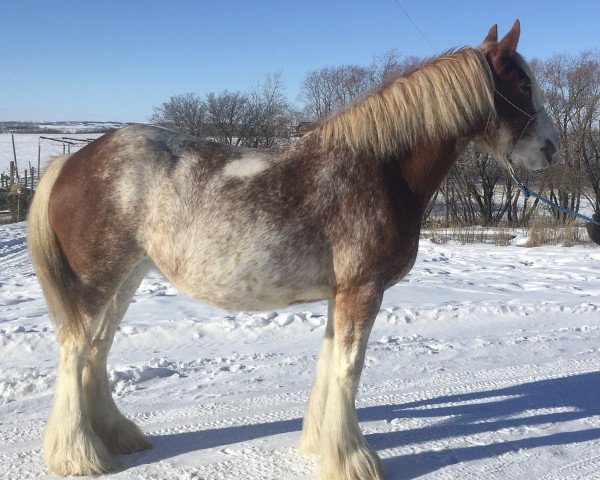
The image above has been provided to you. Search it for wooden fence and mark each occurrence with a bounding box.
[0,162,36,222]
[1,135,94,223]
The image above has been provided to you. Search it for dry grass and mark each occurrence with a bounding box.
[525,215,586,247]
[525,216,554,247]
[423,217,592,247]
[493,226,514,246]
[562,218,575,247]
[422,224,497,245]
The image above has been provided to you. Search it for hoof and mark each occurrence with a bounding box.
[95,415,154,455]
[315,444,386,480]
[298,434,320,456]
[44,426,119,476]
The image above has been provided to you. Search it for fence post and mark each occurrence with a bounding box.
[445,176,450,226]
[24,169,28,189]
[37,142,41,179]
[11,134,19,181]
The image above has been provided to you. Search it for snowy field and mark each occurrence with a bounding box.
[2,222,600,479]
[0,133,104,177]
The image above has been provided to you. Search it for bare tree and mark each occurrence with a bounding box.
[149,92,207,136]
[205,90,249,145]
[299,50,424,122]
[151,73,296,147]
[203,73,295,148]
[299,63,373,121]
[369,49,422,85]
[243,72,295,148]
[299,66,348,121]
[438,146,516,226]
[536,51,600,218]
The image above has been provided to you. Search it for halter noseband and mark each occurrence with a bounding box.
[494,88,543,166]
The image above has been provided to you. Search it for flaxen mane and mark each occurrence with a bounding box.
[318,47,495,156]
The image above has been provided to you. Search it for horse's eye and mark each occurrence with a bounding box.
[521,83,532,95]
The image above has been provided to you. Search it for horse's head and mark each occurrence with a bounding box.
[478,20,560,170]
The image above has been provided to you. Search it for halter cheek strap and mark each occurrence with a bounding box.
[493,87,543,166]
[473,48,541,168]
[494,89,542,121]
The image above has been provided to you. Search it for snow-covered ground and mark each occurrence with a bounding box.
[0,133,105,177]
[2,222,600,479]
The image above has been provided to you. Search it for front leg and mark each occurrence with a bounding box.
[300,300,335,454]
[315,283,386,480]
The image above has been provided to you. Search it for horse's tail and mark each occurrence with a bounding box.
[28,155,84,338]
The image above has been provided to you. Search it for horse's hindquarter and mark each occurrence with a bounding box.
[137,130,335,310]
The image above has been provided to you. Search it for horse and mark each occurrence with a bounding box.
[587,213,600,245]
[28,21,559,479]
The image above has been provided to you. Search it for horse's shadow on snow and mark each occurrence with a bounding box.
[124,371,600,479]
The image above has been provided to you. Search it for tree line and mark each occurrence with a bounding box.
[150,73,295,148]
[150,49,600,225]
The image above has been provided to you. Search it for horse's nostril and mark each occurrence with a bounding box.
[542,139,557,163]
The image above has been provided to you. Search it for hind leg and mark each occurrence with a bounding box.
[299,300,335,455]
[44,331,118,476]
[82,260,153,455]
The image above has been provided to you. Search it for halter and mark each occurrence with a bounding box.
[495,87,544,157]
[476,49,600,228]
[495,90,600,227]
[494,88,542,121]
[474,48,541,169]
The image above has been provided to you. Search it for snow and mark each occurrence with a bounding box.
[0,133,104,176]
[2,221,600,479]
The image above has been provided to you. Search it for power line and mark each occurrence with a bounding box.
[393,0,436,52]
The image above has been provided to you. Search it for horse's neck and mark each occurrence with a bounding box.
[397,136,471,209]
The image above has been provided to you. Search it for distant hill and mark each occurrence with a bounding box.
[0,121,135,134]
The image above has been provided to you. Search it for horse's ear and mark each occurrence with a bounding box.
[496,20,520,58]
[484,24,498,43]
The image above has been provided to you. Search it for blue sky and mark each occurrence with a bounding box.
[1,0,598,122]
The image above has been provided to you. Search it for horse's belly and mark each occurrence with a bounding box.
[173,261,332,311]
[149,233,333,311]
[187,282,332,311]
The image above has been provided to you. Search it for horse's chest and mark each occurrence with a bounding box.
[381,242,419,287]
[377,229,420,288]
[384,252,418,287]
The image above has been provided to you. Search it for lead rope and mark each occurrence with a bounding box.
[505,164,600,227]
